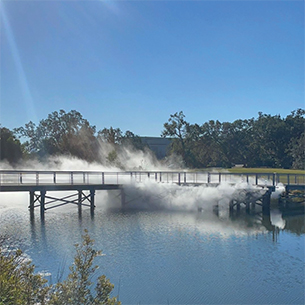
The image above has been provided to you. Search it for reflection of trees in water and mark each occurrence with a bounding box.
[282,214,305,236]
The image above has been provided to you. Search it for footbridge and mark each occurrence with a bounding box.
[0,170,304,217]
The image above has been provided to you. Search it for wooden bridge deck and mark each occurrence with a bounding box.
[0,170,304,217]
[0,183,122,192]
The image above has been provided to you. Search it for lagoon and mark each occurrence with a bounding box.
[0,191,304,304]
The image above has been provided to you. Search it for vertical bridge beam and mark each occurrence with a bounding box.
[40,190,46,218]
[29,191,35,212]
[78,190,82,213]
[262,187,273,215]
[121,187,126,206]
[90,189,95,213]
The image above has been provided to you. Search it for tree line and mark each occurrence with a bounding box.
[0,108,304,169]
[0,110,144,167]
[161,109,305,169]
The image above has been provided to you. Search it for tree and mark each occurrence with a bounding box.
[161,109,305,169]
[0,127,23,164]
[49,230,120,305]
[288,132,305,170]
[0,240,48,305]
[121,131,145,150]
[0,232,120,305]
[161,111,191,166]
[98,127,123,145]
[15,110,99,162]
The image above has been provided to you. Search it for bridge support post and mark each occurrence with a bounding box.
[90,190,95,213]
[40,191,46,218]
[229,200,234,213]
[246,202,250,213]
[262,189,271,215]
[121,188,126,206]
[78,190,82,213]
[29,191,35,212]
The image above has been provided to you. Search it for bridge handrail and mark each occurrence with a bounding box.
[0,170,304,187]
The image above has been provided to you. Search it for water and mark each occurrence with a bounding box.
[0,190,304,304]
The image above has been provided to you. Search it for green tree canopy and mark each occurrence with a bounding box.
[15,110,99,162]
[0,127,23,165]
[162,109,305,169]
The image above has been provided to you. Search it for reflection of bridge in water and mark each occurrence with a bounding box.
[0,170,304,218]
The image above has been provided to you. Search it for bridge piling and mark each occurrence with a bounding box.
[229,200,233,213]
[29,191,35,211]
[40,191,46,218]
[78,190,82,213]
[121,188,126,206]
[246,202,250,213]
[90,190,95,212]
[262,189,272,215]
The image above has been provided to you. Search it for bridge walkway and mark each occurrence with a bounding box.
[0,170,304,217]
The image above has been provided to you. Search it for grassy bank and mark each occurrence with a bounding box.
[226,168,305,175]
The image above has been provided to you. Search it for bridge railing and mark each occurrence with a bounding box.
[0,170,304,187]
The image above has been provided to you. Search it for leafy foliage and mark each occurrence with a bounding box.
[15,110,99,162]
[0,245,48,305]
[14,110,144,165]
[6,108,305,169]
[0,232,120,305]
[162,109,305,169]
[0,127,23,165]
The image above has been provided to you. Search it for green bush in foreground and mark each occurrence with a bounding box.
[0,231,121,305]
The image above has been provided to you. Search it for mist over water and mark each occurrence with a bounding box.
[0,145,285,214]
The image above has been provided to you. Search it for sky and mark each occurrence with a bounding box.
[0,0,304,136]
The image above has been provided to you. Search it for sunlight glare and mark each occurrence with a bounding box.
[0,4,38,124]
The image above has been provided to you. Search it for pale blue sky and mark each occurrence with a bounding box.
[0,0,304,136]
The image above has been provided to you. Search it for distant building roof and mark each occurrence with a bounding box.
[140,137,172,159]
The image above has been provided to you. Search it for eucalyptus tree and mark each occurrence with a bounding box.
[0,127,23,165]
[289,132,305,169]
[15,110,99,162]
[161,111,192,166]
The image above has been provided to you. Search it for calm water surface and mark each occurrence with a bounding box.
[0,192,304,305]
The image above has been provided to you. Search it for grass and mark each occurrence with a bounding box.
[225,168,305,184]
[226,168,305,175]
